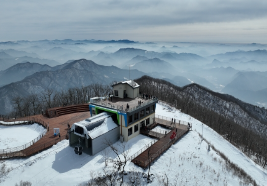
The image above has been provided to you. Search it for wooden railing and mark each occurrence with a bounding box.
[129,139,157,161]
[141,130,187,168]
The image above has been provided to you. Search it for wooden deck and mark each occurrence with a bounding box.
[0,111,91,159]
[132,121,189,169]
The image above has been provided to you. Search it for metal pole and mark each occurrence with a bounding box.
[202,123,203,137]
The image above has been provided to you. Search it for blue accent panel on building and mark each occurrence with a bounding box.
[89,104,95,116]
[118,112,128,127]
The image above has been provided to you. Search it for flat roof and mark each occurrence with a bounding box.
[74,112,109,127]
[91,97,157,113]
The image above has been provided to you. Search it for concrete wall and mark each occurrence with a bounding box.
[133,87,139,98]
[113,84,125,98]
[113,83,138,99]
[126,84,134,98]
[91,126,120,155]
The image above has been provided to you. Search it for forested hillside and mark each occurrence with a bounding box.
[135,76,267,168]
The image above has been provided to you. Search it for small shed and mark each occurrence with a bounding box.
[69,112,119,155]
[112,80,139,99]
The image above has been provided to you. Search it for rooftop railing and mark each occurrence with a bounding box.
[90,97,158,113]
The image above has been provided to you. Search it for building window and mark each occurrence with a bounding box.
[140,110,145,117]
[128,115,133,124]
[152,104,155,112]
[114,90,118,96]
[128,127,132,136]
[92,109,96,115]
[134,112,139,120]
[134,124,138,132]
[146,107,150,115]
[75,126,84,135]
[146,118,150,125]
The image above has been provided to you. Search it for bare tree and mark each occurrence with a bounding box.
[105,140,130,186]
[42,89,53,108]
[12,96,23,117]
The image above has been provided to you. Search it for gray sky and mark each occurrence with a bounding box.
[1,0,267,43]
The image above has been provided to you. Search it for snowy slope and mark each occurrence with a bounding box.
[1,103,266,186]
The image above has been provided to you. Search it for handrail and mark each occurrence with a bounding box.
[0,129,47,154]
[129,139,157,161]
[155,114,191,126]
[91,97,158,113]
[142,130,185,166]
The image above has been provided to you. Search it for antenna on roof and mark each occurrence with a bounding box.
[129,65,131,80]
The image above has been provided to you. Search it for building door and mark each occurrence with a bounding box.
[124,90,127,98]
[141,120,145,128]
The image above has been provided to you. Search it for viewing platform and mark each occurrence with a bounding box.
[131,116,190,169]
[0,111,91,159]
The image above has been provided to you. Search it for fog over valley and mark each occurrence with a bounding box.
[0,40,267,114]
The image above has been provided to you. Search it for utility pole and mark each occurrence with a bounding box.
[202,123,203,138]
[129,65,131,80]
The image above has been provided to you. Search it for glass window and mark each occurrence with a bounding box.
[128,115,133,124]
[146,118,150,125]
[146,107,150,115]
[140,110,145,117]
[152,104,155,112]
[128,127,132,136]
[134,124,138,132]
[134,112,139,120]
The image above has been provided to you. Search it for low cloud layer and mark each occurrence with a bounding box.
[1,0,267,42]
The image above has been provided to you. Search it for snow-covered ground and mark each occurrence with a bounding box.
[150,126,170,134]
[0,121,28,125]
[1,103,267,186]
[0,124,46,150]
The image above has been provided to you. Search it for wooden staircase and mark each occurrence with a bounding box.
[46,104,90,118]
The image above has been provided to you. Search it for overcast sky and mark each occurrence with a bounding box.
[1,0,267,43]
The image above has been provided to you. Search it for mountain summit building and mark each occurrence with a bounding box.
[69,80,158,155]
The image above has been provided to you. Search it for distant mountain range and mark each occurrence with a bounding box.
[126,58,176,74]
[210,49,267,61]
[207,50,267,71]
[89,48,206,68]
[0,62,52,87]
[0,50,60,70]
[222,71,267,105]
[0,59,146,114]
[0,39,137,45]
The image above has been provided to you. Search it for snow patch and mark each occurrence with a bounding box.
[151,126,170,134]
[88,117,118,139]
[0,120,28,125]
[0,124,46,150]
